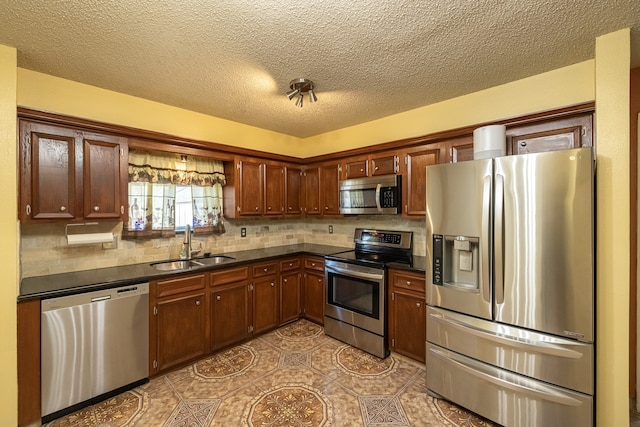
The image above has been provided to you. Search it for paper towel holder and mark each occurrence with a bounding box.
[65,223,117,249]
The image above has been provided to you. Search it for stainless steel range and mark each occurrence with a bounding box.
[324,228,413,358]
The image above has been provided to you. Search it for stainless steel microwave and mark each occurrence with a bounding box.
[339,174,401,214]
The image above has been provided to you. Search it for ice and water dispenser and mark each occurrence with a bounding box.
[432,234,480,290]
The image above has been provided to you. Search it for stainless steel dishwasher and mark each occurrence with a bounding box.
[41,283,149,421]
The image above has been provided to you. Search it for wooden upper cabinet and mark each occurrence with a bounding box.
[238,159,263,216]
[285,166,302,215]
[444,135,474,163]
[302,166,320,216]
[264,163,285,216]
[402,144,443,217]
[370,153,398,175]
[342,153,399,179]
[83,132,128,219]
[506,112,593,155]
[344,158,368,179]
[19,120,127,222]
[319,163,340,215]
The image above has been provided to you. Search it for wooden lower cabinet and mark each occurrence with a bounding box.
[156,292,207,372]
[253,275,279,335]
[280,270,301,324]
[17,299,41,426]
[152,274,208,375]
[388,269,426,363]
[302,256,325,325]
[210,266,251,351]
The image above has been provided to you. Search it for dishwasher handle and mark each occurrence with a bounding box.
[41,283,149,312]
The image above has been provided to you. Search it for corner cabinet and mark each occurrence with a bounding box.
[19,120,128,222]
[388,269,426,363]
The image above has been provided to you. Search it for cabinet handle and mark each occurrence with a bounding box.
[268,206,272,210]
[255,206,259,211]
[263,268,268,272]
[360,168,364,172]
[284,278,288,283]
[59,206,66,212]
[196,300,201,305]
[270,282,274,287]
[317,278,322,283]
[288,206,292,210]
[520,141,527,147]
[289,263,293,266]
[375,166,379,170]
[324,206,328,210]
[311,263,315,267]
[93,206,100,212]
[216,295,221,301]
[416,302,421,308]
[406,281,412,286]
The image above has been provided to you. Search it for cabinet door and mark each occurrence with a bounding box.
[303,167,320,215]
[402,145,443,217]
[211,281,250,350]
[507,113,593,155]
[370,154,398,175]
[264,164,285,215]
[286,167,302,215]
[253,276,279,334]
[389,290,426,363]
[344,159,368,179]
[319,163,340,215]
[445,135,474,163]
[238,160,263,215]
[20,121,80,221]
[303,271,325,325]
[83,132,127,219]
[156,292,207,372]
[280,271,301,325]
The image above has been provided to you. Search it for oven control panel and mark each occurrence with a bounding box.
[354,228,412,250]
[360,231,401,245]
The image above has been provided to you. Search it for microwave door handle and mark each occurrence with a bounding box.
[375,184,382,211]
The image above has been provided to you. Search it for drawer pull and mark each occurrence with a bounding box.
[406,281,412,286]
[93,206,100,212]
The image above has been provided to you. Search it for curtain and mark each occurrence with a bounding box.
[123,150,226,239]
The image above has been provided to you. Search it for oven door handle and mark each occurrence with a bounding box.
[326,266,384,281]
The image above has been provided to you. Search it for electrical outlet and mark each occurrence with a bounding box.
[241,227,246,237]
[328,225,333,234]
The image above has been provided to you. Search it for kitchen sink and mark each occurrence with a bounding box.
[196,255,236,265]
[151,256,235,271]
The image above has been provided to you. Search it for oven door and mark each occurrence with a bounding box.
[324,260,385,335]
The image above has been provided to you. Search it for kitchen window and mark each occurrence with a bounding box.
[124,150,226,239]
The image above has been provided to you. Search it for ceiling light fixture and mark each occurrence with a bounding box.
[286,78,316,108]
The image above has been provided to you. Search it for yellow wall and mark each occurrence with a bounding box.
[17,61,595,160]
[17,69,305,157]
[595,28,630,426]
[303,60,595,157]
[0,44,18,426]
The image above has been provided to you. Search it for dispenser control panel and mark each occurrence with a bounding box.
[432,234,443,285]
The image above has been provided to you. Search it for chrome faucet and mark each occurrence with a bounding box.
[182,224,192,260]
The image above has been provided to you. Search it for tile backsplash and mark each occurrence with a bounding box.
[20,216,426,278]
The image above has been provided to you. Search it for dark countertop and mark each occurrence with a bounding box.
[19,243,427,301]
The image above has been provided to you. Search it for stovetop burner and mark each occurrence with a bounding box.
[326,228,413,268]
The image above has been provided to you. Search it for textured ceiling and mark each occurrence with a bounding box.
[0,0,639,138]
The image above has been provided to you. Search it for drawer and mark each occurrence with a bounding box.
[252,261,278,278]
[304,257,324,271]
[390,270,425,293]
[156,273,206,299]
[210,266,249,286]
[279,257,301,272]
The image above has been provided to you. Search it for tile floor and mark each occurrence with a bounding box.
[46,319,499,427]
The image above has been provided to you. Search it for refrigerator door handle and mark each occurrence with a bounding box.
[494,172,504,304]
[481,174,491,303]
[429,310,583,359]
[429,345,583,407]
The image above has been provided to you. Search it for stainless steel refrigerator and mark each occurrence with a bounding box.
[425,147,595,427]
